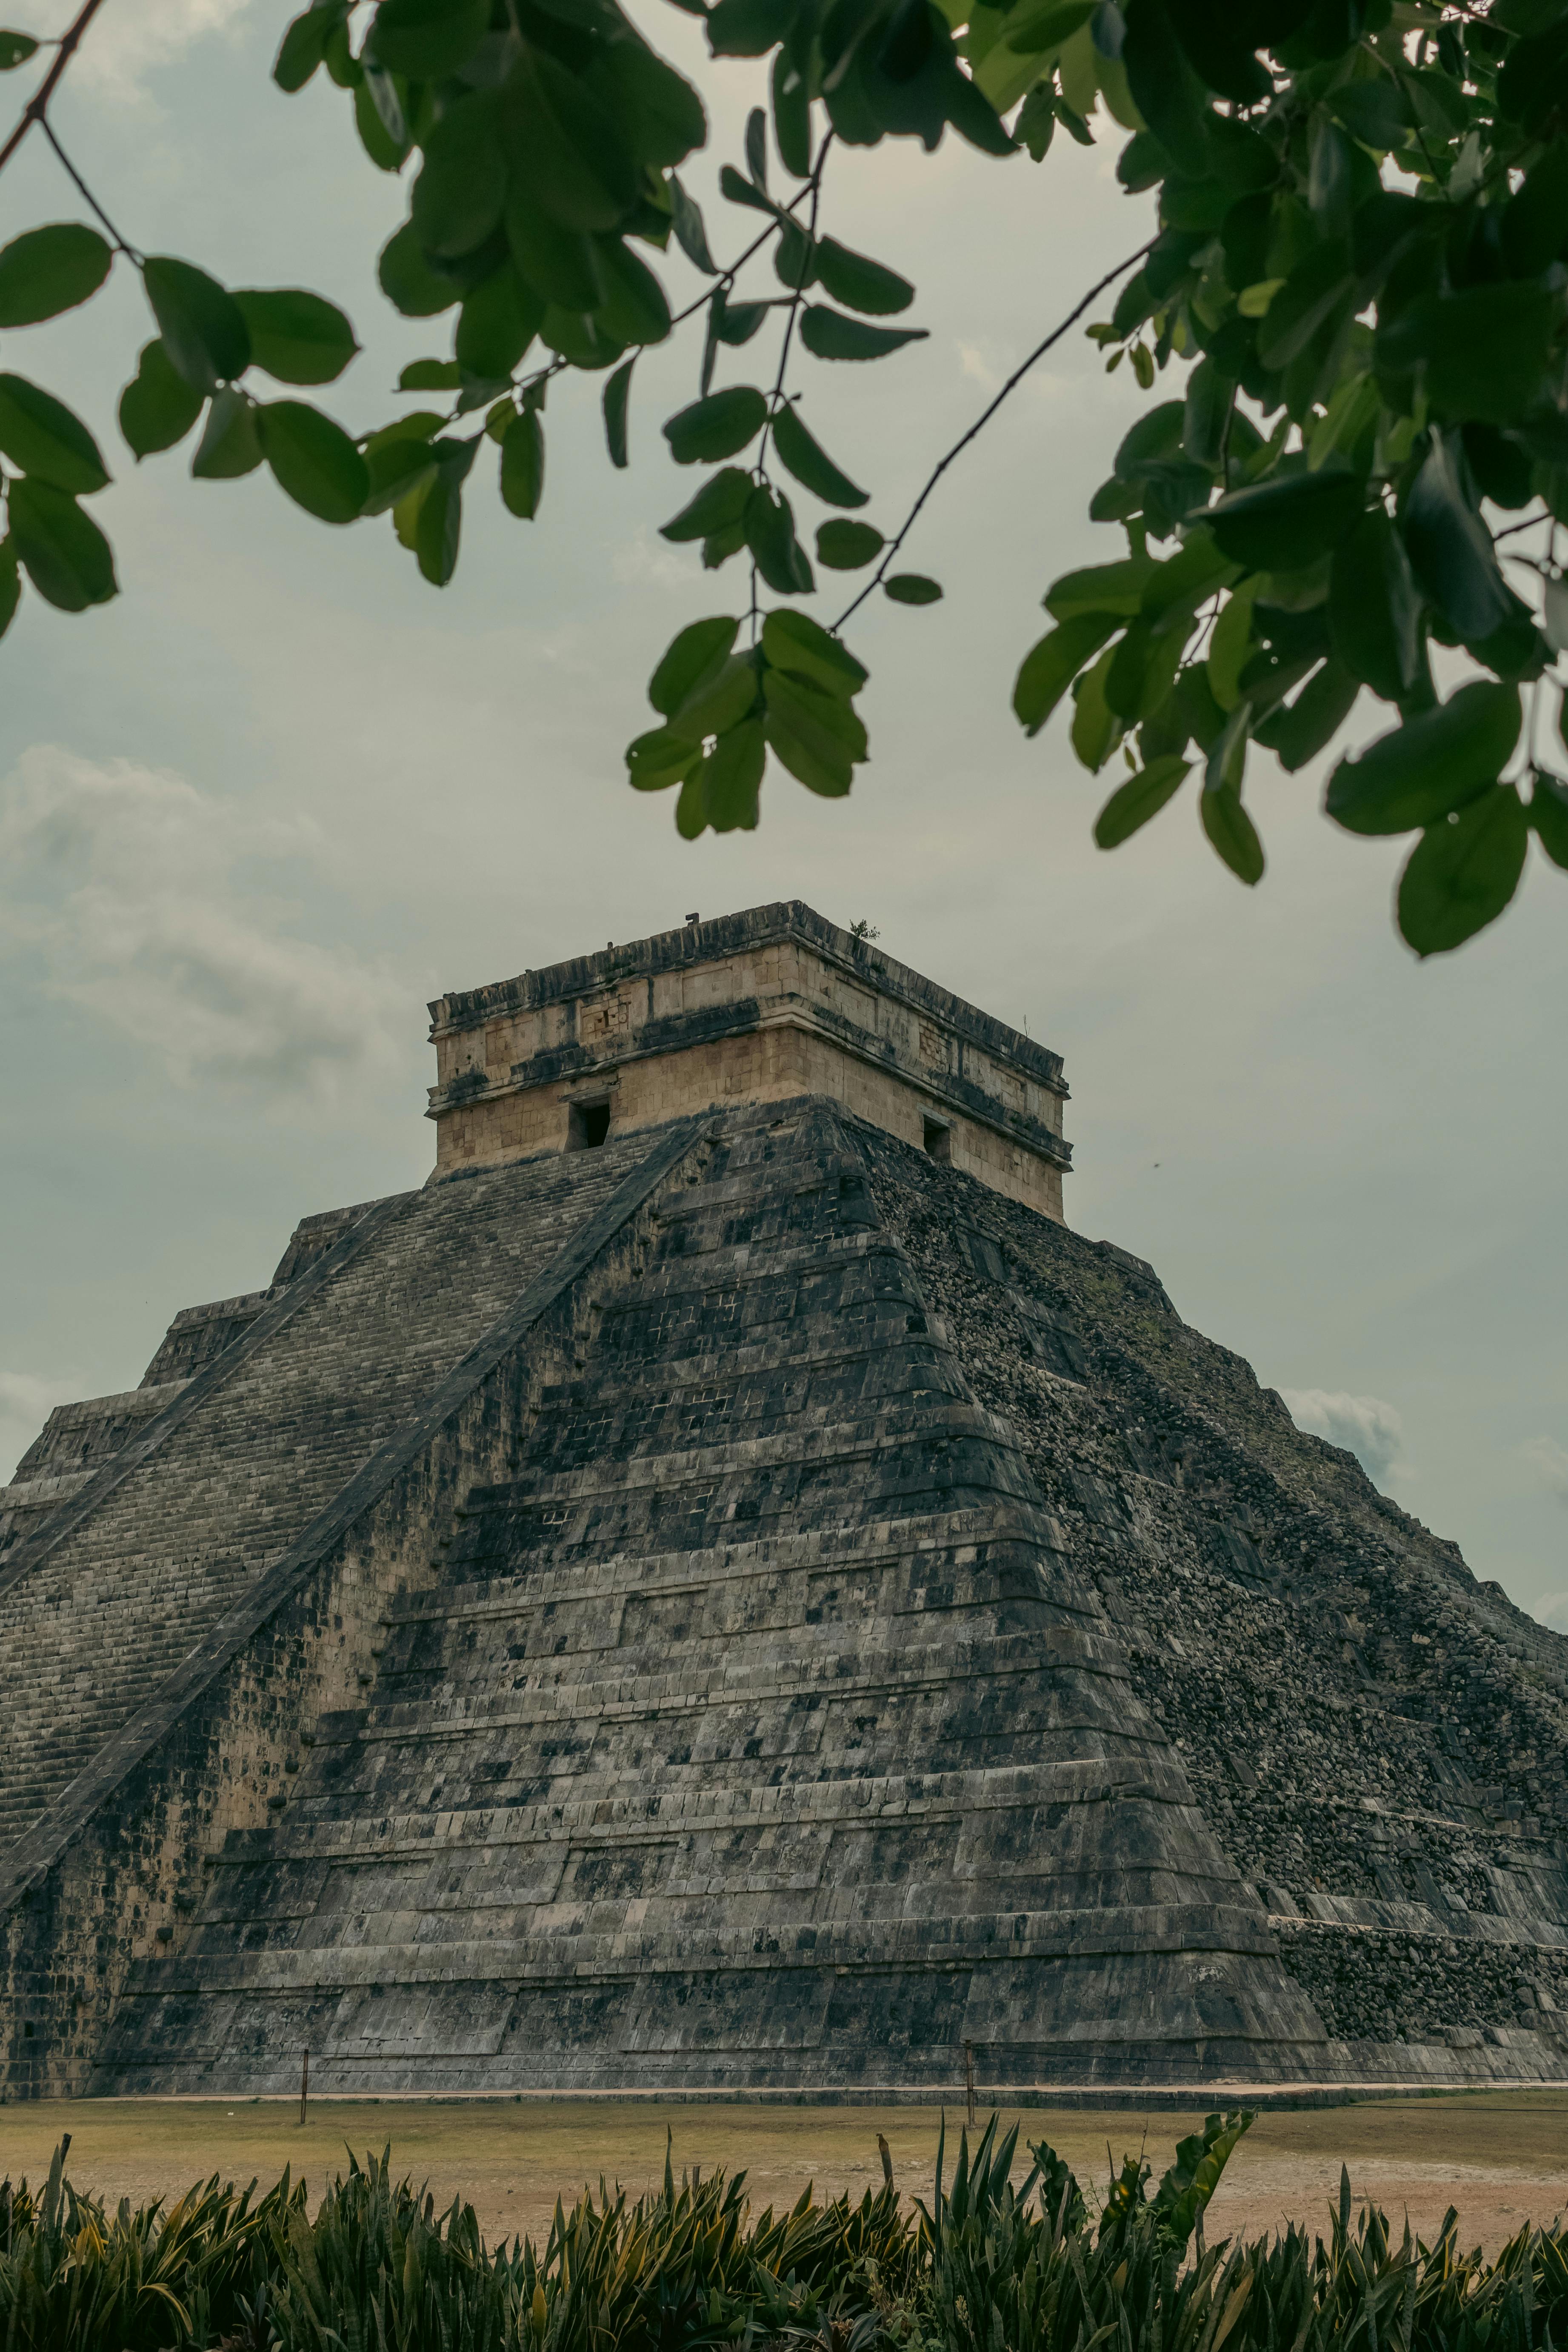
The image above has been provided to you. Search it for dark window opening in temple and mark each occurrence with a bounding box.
[568,1100,611,1151]
[923,1117,951,1163]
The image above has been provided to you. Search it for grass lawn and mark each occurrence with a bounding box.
[2,2093,1564,2260]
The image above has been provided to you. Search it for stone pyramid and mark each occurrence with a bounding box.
[3,904,1565,2100]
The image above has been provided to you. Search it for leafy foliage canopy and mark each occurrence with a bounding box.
[2,0,1568,951]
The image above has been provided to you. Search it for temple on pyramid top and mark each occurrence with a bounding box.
[426,901,1071,1217]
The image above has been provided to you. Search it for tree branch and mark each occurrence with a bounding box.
[40,116,138,255]
[831,238,1155,633]
[0,0,112,177]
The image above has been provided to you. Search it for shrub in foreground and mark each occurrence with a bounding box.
[2,2109,1565,2352]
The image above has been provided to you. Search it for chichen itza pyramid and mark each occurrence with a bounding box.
[2,902,1566,2100]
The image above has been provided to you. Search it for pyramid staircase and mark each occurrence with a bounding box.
[99,1102,1328,2093]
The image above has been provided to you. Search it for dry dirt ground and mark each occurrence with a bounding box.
[1,2094,1564,2261]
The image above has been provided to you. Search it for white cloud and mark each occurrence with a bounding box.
[611,529,691,591]
[0,746,411,1099]
[1280,1388,1410,1486]
[0,1371,80,1487]
[67,0,255,97]
[1519,1435,1568,1505]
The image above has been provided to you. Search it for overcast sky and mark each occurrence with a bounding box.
[2,0,1565,1633]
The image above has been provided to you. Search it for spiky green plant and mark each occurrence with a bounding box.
[3,2111,1567,2352]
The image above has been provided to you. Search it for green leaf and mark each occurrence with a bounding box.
[745,482,813,594]
[665,649,760,742]
[1377,284,1555,427]
[0,374,109,494]
[414,442,476,584]
[1326,682,1520,837]
[0,223,112,328]
[884,573,942,604]
[703,717,766,831]
[234,288,359,386]
[663,385,767,463]
[399,358,460,390]
[1120,0,1210,175]
[1013,612,1120,736]
[1070,647,1122,772]
[669,177,717,274]
[0,27,38,65]
[369,0,486,78]
[800,305,928,361]
[377,221,458,321]
[1530,772,1568,869]
[771,403,868,507]
[997,0,1093,55]
[0,530,17,634]
[1153,2113,1255,2254]
[257,399,369,523]
[705,0,794,54]
[744,101,768,189]
[1107,613,1192,722]
[1253,655,1358,771]
[1256,245,1355,374]
[1204,472,1362,572]
[1138,528,1238,623]
[594,237,671,347]
[762,608,867,699]
[362,428,439,515]
[191,387,264,479]
[273,0,347,91]
[507,191,604,311]
[354,73,408,169]
[1016,82,1057,160]
[7,477,116,610]
[595,41,707,172]
[771,48,811,178]
[1397,787,1529,957]
[1328,509,1422,705]
[118,338,203,459]
[603,359,633,469]
[674,768,708,836]
[455,264,541,380]
[1094,754,1190,848]
[540,303,625,370]
[764,668,865,795]
[1402,431,1529,659]
[1047,554,1153,619]
[627,725,703,791]
[500,408,544,518]
[502,43,638,234]
[1204,696,1251,799]
[1201,782,1265,885]
[718,160,783,218]
[650,616,740,716]
[660,467,751,543]
[816,518,883,569]
[143,256,251,394]
[812,237,914,317]
[1502,143,1568,275]
[1205,581,1257,714]
[412,89,507,259]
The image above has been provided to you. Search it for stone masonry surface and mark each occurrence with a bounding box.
[2,904,1564,2100]
[0,1142,651,1863]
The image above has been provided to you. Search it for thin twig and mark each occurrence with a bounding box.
[757,130,832,475]
[0,0,112,176]
[667,171,824,336]
[748,131,831,638]
[832,238,1154,631]
[40,117,139,256]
